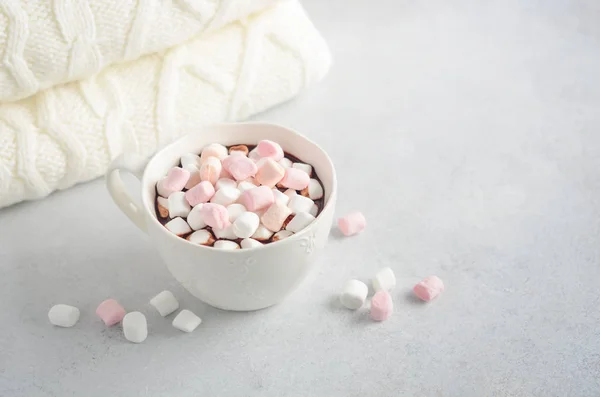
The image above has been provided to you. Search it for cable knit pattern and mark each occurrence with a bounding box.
[0,0,281,102]
[0,0,331,208]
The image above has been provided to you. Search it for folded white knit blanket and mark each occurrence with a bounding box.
[0,0,331,208]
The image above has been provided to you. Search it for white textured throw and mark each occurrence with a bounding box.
[0,1,331,208]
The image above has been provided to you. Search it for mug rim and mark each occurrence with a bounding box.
[141,121,337,253]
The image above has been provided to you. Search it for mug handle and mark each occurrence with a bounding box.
[106,153,149,233]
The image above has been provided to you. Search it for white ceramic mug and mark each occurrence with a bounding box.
[106,122,337,311]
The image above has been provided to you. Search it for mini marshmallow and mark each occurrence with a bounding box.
[372,267,396,292]
[122,312,148,343]
[252,224,274,241]
[48,304,80,327]
[187,229,215,245]
[211,186,241,206]
[233,212,260,238]
[187,204,206,230]
[226,156,258,181]
[96,298,126,326]
[183,165,201,189]
[220,167,233,180]
[185,181,215,207]
[248,148,261,162]
[156,177,171,198]
[229,144,249,156]
[213,224,237,240]
[302,179,323,200]
[261,202,292,232]
[272,189,290,206]
[172,309,202,332]
[180,153,202,169]
[285,212,315,233]
[280,168,310,190]
[288,195,314,215]
[273,230,293,241]
[370,291,393,321]
[256,139,284,161]
[149,291,179,317]
[255,158,285,187]
[309,203,319,217]
[165,217,192,236]
[213,240,240,250]
[278,157,293,168]
[199,156,222,185]
[339,280,368,310]
[284,189,297,198]
[168,191,191,218]
[240,186,274,212]
[199,203,230,229]
[237,181,257,192]
[216,178,237,191]
[413,276,445,302]
[200,143,228,161]
[157,196,169,218]
[241,238,263,249]
[338,211,366,236]
[158,167,190,197]
[292,162,312,176]
[227,203,247,222]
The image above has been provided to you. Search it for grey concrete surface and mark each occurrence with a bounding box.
[1,0,600,395]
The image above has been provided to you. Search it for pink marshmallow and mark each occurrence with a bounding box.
[185,181,215,207]
[240,186,274,212]
[261,201,292,232]
[184,166,201,189]
[199,156,222,185]
[96,298,126,326]
[199,203,230,229]
[256,140,284,161]
[159,167,190,196]
[279,168,310,190]
[338,212,366,236]
[413,276,444,302]
[370,291,393,321]
[227,156,258,181]
[255,158,285,188]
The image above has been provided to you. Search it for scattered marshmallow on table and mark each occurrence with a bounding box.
[213,240,240,250]
[187,204,206,230]
[150,291,180,316]
[279,168,310,190]
[48,304,80,327]
[199,203,230,229]
[413,276,445,302]
[292,162,312,176]
[96,298,126,326]
[340,280,368,310]
[187,229,215,245]
[241,238,263,248]
[165,217,192,236]
[370,291,393,322]
[288,195,314,215]
[211,186,241,206]
[338,211,366,236]
[172,309,202,332]
[168,191,191,218]
[286,212,315,233]
[122,312,148,343]
[233,212,260,238]
[372,267,396,292]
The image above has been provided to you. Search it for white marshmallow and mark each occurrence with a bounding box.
[48,304,80,327]
[241,238,263,249]
[233,212,260,239]
[340,280,368,310]
[288,195,314,214]
[201,143,228,160]
[309,203,318,217]
[183,164,201,189]
[237,181,257,192]
[172,309,202,332]
[292,162,312,176]
[227,203,247,222]
[187,230,214,245]
[122,312,148,343]
[272,189,290,206]
[372,267,396,292]
[213,240,240,250]
[284,189,297,198]
[251,224,274,241]
[180,153,202,169]
[211,186,241,206]
[273,230,293,241]
[186,204,206,230]
[168,191,191,218]
[157,196,169,218]
[307,179,324,200]
[213,224,237,240]
[285,212,315,233]
[149,290,179,317]
[278,157,293,168]
[255,157,269,169]
[156,176,171,198]
[248,149,261,162]
[216,178,237,191]
[165,217,192,236]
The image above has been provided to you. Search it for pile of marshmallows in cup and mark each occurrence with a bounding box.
[155,140,326,249]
